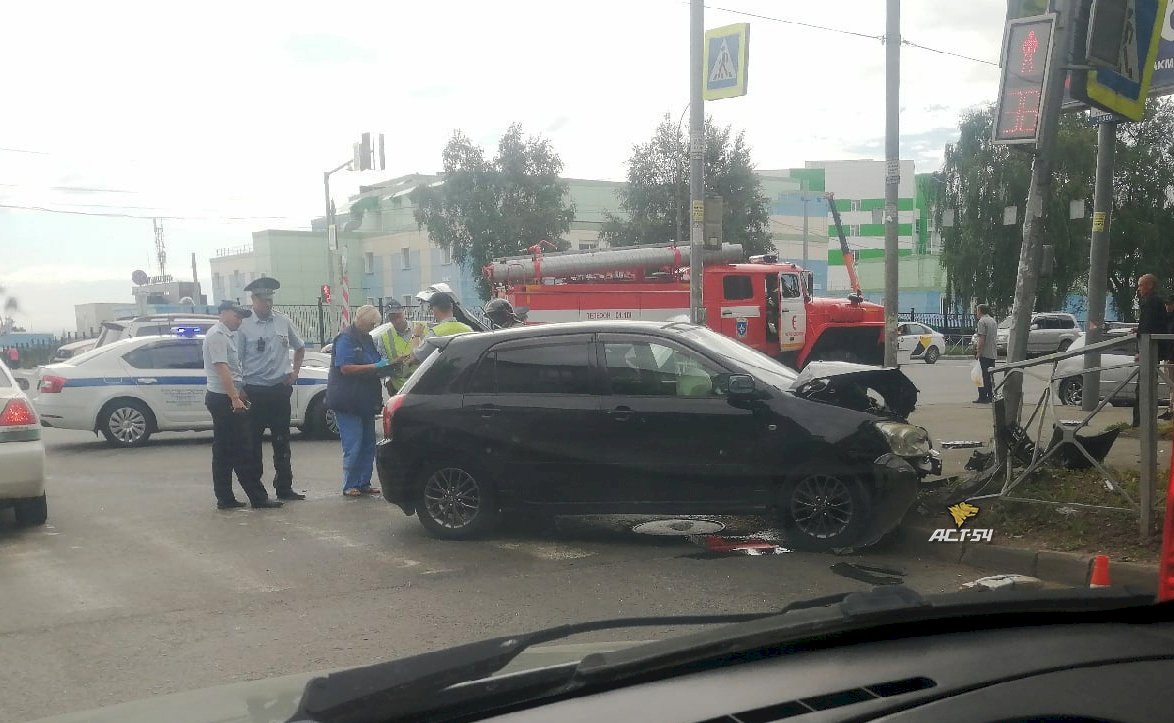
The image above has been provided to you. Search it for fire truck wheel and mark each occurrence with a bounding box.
[778,471,869,552]
[414,458,500,540]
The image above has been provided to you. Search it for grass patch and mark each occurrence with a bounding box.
[964,467,1162,563]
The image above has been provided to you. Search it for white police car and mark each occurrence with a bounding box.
[29,329,336,448]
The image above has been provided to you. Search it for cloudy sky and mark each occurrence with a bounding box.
[1,0,1005,331]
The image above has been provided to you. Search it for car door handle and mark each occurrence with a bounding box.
[609,405,633,422]
[136,378,158,384]
[478,404,500,418]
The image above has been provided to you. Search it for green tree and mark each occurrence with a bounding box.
[601,114,773,255]
[938,98,1174,320]
[412,124,575,299]
[937,105,1095,315]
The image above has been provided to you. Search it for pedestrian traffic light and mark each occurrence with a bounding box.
[994,14,1058,144]
[321,284,332,304]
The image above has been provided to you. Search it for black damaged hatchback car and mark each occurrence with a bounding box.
[377,321,938,551]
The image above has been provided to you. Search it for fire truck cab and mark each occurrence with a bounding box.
[702,258,884,368]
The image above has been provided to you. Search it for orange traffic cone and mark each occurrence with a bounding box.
[1090,555,1111,588]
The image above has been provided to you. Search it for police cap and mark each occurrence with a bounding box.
[243,276,281,299]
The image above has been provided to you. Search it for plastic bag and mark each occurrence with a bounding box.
[970,361,983,387]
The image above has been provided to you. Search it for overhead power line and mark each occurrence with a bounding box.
[700,2,998,66]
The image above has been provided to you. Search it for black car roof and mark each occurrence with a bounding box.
[457,320,695,342]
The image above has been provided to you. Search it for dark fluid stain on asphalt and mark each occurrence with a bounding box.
[631,519,726,536]
[830,562,906,585]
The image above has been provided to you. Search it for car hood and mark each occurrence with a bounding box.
[26,642,643,723]
[790,361,919,418]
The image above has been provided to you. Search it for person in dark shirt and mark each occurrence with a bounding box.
[1134,274,1167,426]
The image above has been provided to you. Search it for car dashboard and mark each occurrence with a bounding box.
[489,618,1174,722]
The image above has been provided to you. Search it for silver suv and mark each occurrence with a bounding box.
[995,312,1080,356]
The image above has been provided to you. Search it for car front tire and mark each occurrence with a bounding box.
[14,494,48,526]
[779,471,869,552]
[414,459,499,540]
[924,346,940,364]
[99,399,154,448]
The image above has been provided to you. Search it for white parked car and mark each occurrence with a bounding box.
[0,360,46,525]
[896,322,946,364]
[1054,332,1167,406]
[30,334,337,447]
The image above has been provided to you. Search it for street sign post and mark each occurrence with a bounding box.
[703,23,750,101]
[1069,0,1169,120]
[994,14,1059,144]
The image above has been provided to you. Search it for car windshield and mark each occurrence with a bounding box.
[3,5,1166,722]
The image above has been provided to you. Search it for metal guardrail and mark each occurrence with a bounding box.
[977,333,1173,540]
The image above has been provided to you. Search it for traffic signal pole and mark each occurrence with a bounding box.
[689,0,705,325]
[1003,0,1075,420]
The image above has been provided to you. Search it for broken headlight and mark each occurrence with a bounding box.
[874,421,931,457]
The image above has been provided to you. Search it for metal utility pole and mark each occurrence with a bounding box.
[883,0,901,367]
[801,196,810,267]
[1082,120,1116,411]
[688,0,705,325]
[1003,0,1074,418]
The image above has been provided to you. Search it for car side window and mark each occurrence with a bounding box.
[723,275,754,301]
[150,340,204,369]
[779,274,801,299]
[1060,317,1076,329]
[603,340,726,398]
[481,340,593,395]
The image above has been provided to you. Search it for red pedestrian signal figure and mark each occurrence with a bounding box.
[1020,30,1039,73]
[321,284,332,304]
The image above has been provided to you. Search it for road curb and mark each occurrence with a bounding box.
[892,522,1158,593]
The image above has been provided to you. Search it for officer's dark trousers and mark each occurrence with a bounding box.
[245,383,295,494]
[205,392,268,504]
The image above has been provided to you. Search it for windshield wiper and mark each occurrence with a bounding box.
[292,586,1157,723]
[291,592,851,723]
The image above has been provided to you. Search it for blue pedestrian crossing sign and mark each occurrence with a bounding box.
[704,23,750,101]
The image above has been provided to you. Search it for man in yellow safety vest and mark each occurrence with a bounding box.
[372,301,418,394]
[413,291,474,363]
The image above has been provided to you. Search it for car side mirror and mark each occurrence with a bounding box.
[728,374,756,397]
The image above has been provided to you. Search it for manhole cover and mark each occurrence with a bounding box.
[631,519,725,536]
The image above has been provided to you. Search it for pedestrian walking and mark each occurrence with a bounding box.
[413,291,474,363]
[1134,273,1167,426]
[202,300,282,510]
[370,301,418,394]
[326,305,390,497]
[973,304,998,404]
[238,276,307,501]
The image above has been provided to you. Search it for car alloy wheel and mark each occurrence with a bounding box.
[102,401,152,446]
[924,346,940,364]
[423,467,482,530]
[325,408,339,437]
[791,474,854,539]
[1061,377,1083,406]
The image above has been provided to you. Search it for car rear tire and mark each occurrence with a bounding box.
[14,494,47,526]
[779,471,869,552]
[99,399,154,448]
[1059,377,1083,406]
[305,395,340,439]
[924,346,940,364]
[1058,338,1073,352]
[414,459,499,540]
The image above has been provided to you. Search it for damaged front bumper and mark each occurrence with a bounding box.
[855,452,922,547]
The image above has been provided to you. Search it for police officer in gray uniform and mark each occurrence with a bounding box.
[239,277,307,500]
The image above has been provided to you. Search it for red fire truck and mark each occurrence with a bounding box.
[483,241,885,368]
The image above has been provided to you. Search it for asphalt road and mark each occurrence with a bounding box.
[0,427,983,722]
[900,357,1050,405]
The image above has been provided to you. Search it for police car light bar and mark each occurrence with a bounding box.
[172,326,202,338]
